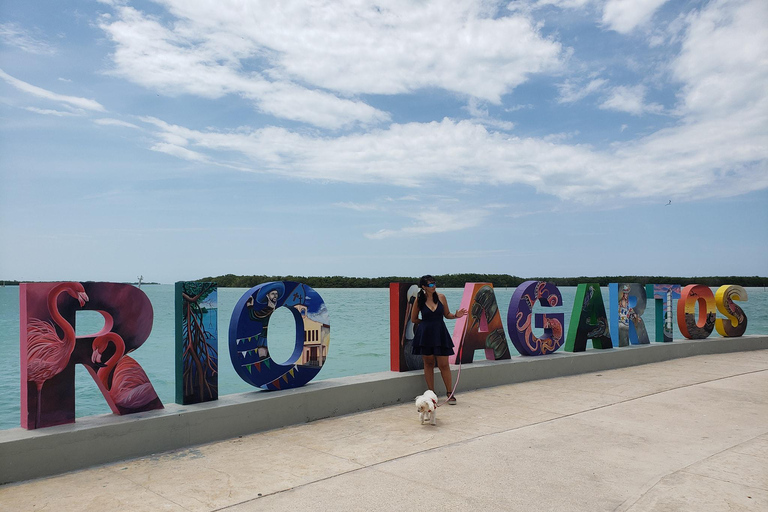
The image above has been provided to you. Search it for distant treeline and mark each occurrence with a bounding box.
[0,281,159,286]
[196,274,768,288]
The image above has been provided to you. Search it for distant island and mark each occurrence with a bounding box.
[0,280,161,286]
[2,275,765,288]
[195,274,768,288]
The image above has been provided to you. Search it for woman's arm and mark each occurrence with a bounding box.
[439,294,467,320]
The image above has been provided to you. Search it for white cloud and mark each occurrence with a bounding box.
[334,202,382,212]
[99,6,388,129]
[506,104,534,112]
[0,68,105,112]
[98,0,564,130]
[365,208,491,239]
[5,0,765,219]
[24,107,80,117]
[534,0,593,9]
[673,0,768,120]
[557,78,608,103]
[93,118,141,129]
[150,142,209,162]
[0,23,56,55]
[138,113,767,203]
[602,0,672,34]
[465,98,515,131]
[599,84,663,115]
[334,196,493,238]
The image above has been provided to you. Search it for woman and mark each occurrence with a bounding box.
[410,275,467,404]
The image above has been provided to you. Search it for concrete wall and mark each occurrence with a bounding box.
[1,335,766,485]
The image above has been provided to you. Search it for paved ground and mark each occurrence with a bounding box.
[1,350,767,512]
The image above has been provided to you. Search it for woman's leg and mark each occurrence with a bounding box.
[435,356,453,395]
[422,355,436,390]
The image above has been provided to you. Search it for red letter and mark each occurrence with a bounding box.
[20,282,161,429]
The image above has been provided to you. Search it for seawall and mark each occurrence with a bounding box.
[1,335,767,485]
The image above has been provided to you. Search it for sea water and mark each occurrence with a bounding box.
[1,284,766,430]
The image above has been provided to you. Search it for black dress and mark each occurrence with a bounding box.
[412,300,455,356]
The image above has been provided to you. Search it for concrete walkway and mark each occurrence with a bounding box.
[1,350,766,512]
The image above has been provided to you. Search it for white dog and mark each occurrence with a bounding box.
[415,390,438,425]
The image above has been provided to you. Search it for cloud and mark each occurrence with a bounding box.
[97,0,564,130]
[334,196,494,238]
[334,202,382,212]
[5,0,765,215]
[673,0,768,120]
[364,207,491,239]
[464,98,515,131]
[602,0,672,34]
[93,118,141,129]
[150,142,209,162]
[24,107,80,117]
[0,68,105,112]
[138,109,767,204]
[98,6,388,129]
[532,0,593,9]
[0,23,56,55]
[599,84,663,115]
[557,78,608,104]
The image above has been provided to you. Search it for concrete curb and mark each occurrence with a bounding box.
[1,335,766,484]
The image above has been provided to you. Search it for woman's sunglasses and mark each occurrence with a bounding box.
[426,283,436,288]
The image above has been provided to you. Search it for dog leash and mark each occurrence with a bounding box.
[436,349,462,407]
[436,332,465,408]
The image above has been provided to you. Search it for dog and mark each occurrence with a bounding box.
[415,390,438,425]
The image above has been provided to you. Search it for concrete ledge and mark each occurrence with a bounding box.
[1,335,766,484]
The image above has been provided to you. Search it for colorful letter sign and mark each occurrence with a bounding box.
[646,284,681,342]
[389,283,424,372]
[677,284,717,339]
[715,285,748,337]
[175,282,218,405]
[21,282,162,429]
[451,283,510,364]
[229,281,330,390]
[564,283,613,352]
[609,283,650,347]
[507,281,565,356]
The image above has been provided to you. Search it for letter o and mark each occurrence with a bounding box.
[677,284,716,339]
[228,281,330,390]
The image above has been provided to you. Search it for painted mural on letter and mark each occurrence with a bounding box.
[507,281,565,356]
[451,283,510,364]
[677,284,717,339]
[564,283,612,352]
[21,281,162,429]
[646,284,681,342]
[389,283,424,372]
[715,285,748,337]
[229,281,329,390]
[609,283,650,347]
[175,282,218,405]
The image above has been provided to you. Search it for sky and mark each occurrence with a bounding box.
[0,0,766,284]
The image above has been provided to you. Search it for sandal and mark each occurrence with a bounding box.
[447,394,457,405]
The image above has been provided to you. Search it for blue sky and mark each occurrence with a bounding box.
[1,0,766,283]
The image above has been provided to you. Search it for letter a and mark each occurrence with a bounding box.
[564,283,612,352]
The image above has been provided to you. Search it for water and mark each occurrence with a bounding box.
[1,284,766,430]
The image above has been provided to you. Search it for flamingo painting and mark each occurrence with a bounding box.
[26,282,89,428]
[91,332,163,412]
